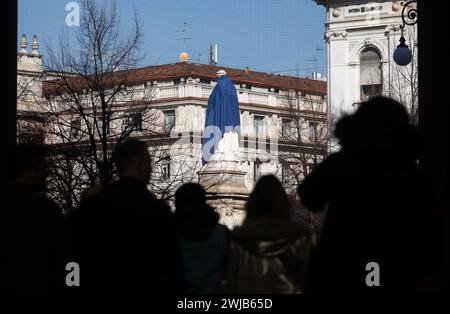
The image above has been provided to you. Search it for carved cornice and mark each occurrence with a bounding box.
[384,24,402,36]
[324,30,348,41]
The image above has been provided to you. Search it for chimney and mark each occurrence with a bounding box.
[20,34,27,53]
[209,44,218,66]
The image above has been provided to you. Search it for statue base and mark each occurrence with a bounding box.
[198,160,249,229]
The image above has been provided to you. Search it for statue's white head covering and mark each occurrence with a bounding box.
[216,69,227,77]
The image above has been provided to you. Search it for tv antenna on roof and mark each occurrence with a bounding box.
[174,21,191,49]
[307,56,319,79]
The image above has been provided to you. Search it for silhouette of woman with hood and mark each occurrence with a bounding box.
[174,183,230,294]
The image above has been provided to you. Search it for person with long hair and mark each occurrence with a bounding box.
[221,175,311,293]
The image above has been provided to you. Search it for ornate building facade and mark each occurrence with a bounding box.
[17,34,327,228]
[314,0,418,123]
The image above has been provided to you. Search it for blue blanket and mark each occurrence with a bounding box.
[202,75,241,164]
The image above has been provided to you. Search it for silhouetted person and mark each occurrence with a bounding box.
[174,183,229,294]
[221,175,311,293]
[415,171,449,293]
[69,139,184,294]
[297,97,444,294]
[0,144,66,294]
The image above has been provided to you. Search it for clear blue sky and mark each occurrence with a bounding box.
[18,0,326,78]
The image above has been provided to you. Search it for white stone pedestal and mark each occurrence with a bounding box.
[198,160,248,229]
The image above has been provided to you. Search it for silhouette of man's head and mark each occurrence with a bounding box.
[245,175,291,220]
[335,96,419,158]
[175,183,208,211]
[114,139,151,184]
[7,144,49,191]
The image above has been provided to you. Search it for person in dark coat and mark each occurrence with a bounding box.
[174,183,230,294]
[69,139,184,294]
[0,144,66,295]
[297,97,444,294]
[221,175,311,294]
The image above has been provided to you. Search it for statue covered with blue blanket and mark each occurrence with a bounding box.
[202,70,241,164]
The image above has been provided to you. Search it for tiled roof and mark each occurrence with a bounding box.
[42,62,326,96]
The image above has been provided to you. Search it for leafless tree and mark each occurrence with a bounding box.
[149,132,234,208]
[149,139,201,203]
[17,75,38,101]
[388,26,419,125]
[16,0,167,213]
[271,82,331,241]
[16,1,228,213]
[17,65,46,144]
[276,89,330,193]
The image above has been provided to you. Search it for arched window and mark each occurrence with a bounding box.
[360,48,382,101]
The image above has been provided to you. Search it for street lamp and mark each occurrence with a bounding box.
[393,30,412,66]
[393,1,417,66]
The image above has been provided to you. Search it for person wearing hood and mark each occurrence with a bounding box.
[221,175,311,294]
[174,183,230,294]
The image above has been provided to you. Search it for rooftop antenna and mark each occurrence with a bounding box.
[295,62,300,77]
[313,47,325,78]
[175,33,191,48]
[153,55,162,65]
[174,21,191,62]
[307,56,319,79]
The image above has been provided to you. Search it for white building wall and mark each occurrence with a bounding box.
[320,0,418,121]
[17,36,327,209]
